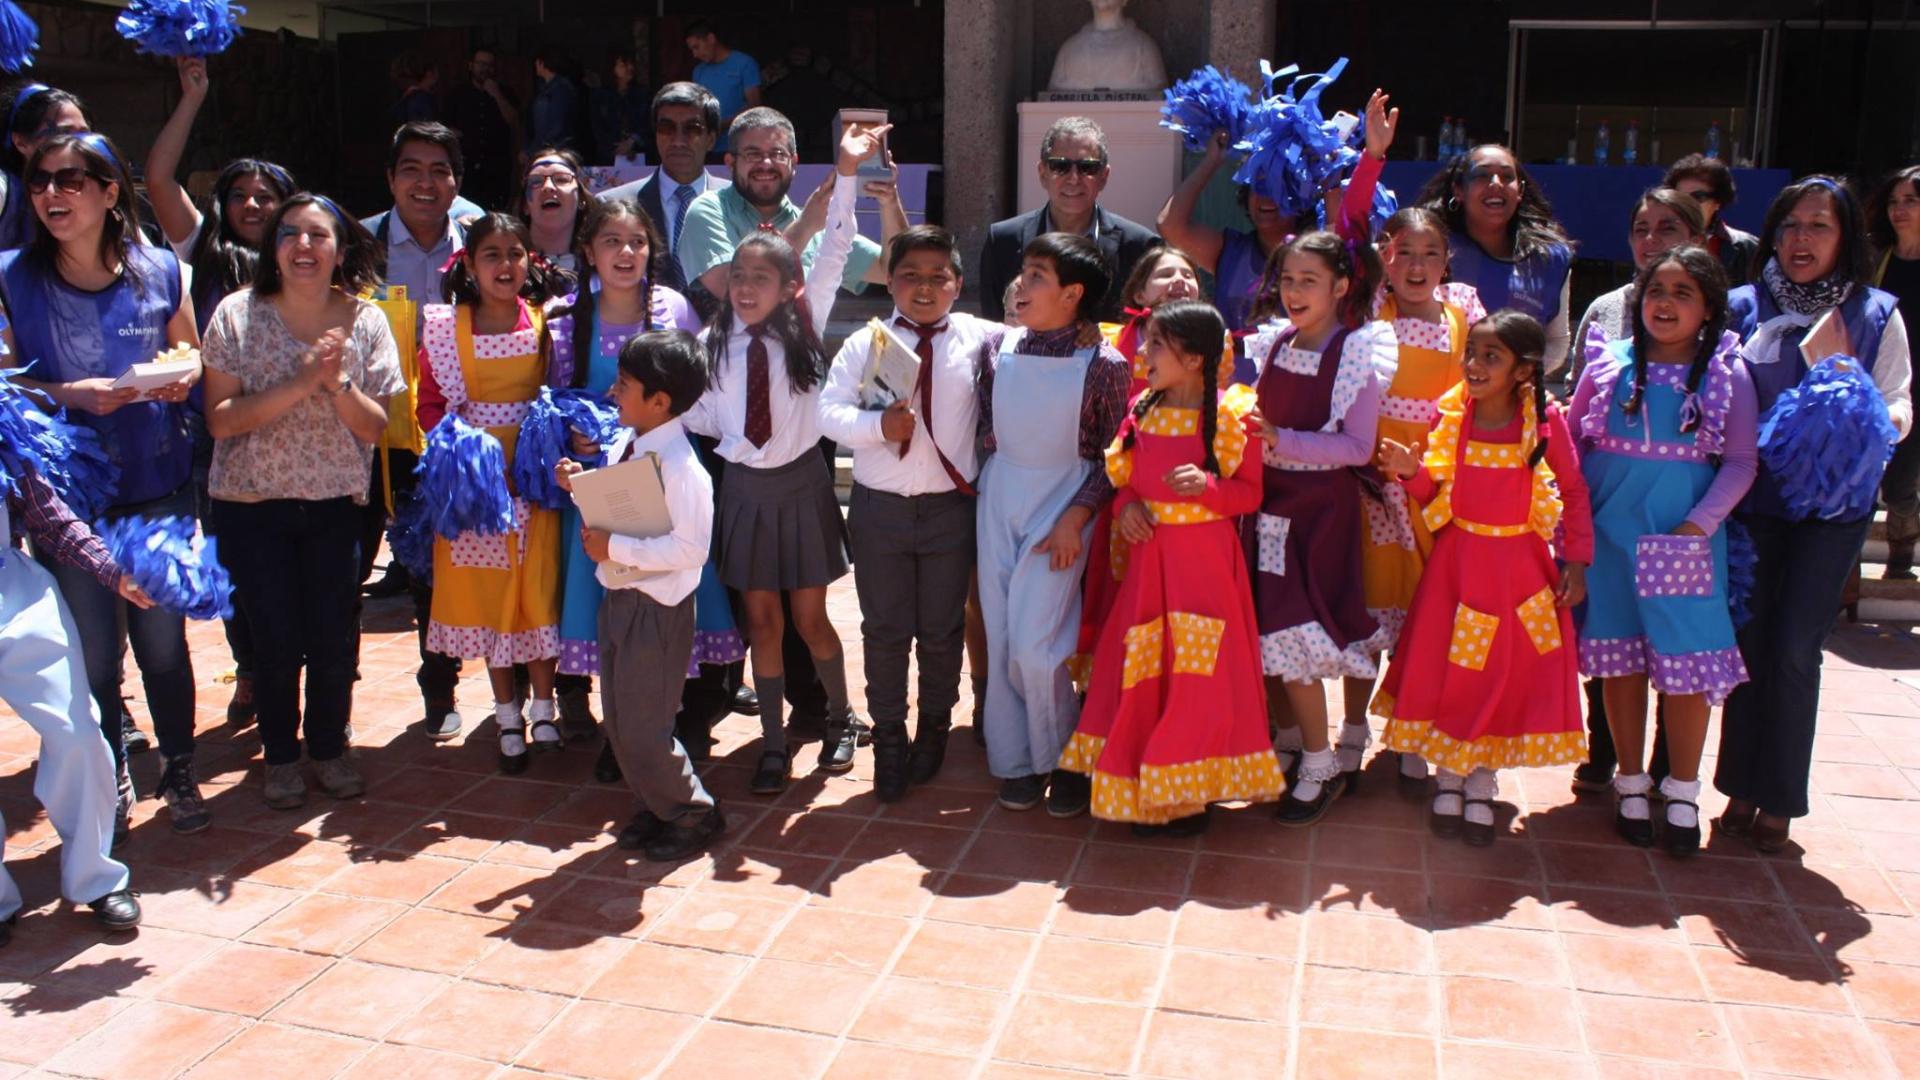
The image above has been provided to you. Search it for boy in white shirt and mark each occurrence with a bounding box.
[819,226,995,801]
[558,330,724,861]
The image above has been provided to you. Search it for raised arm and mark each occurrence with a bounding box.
[146,58,211,248]
[1156,130,1232,273]
[803,172,860,338]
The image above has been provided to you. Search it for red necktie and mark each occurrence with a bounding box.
[744,323,773,448]
[893,316,947,458]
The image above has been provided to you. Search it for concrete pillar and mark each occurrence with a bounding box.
[1206,0,1275,90]
[944,0,1021,299]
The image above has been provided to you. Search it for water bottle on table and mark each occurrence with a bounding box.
[1593,120,1610,167]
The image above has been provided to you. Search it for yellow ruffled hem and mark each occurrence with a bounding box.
[1059,732,1288,824]
[1371,691,1588,775]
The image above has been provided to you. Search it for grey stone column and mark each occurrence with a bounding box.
[944,0,1022,301]
[1206,0,1275,90]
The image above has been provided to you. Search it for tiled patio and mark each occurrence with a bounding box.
[3,583,1919,1079]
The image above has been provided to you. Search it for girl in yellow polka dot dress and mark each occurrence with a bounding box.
[1372,311,1593,845]
[1059,301,1285,834]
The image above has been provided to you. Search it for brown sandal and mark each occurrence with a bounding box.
[1714,800,1758,838]
[1750,814,1791,854]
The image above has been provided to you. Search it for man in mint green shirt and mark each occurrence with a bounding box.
[678,106,905,310]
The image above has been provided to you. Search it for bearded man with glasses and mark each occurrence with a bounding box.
[978,115,1158,322]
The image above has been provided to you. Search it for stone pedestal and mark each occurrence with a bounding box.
[1016,98,1181,229]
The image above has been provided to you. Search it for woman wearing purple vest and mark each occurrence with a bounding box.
[1715,176,1914,853]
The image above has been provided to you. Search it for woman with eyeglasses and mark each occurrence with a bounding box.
[1714,176,1913,854]
[0,83,89,251]
[518,147,586,276]
[1415,144,1576,383]
[1,132,205,838]
[202,194,404,810]
[143,59,301,733]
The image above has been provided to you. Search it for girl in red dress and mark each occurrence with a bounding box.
[1060,300,1282,834]
[1374,311,1593,845]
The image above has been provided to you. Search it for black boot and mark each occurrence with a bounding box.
[908,714,951,785]
[817,712,859,774]
[872,721,911,803]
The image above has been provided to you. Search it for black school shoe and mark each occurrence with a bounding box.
[731,685,761,716]
[1046,769,1091,818]
[1428,791,1463,838]
[1276,773,1346,827]
[996,774,1047,811]
[817,713,860,773]
[750,747,791,796]
[872,723,911,803]
[644,805,727,862]
[1571,761,1614,795]
[1663,799,1702,858]
[617,810,666,850]
[594,740,623,783]
[909,717,951,785]
[1462,798,1497,847]
[122,704,150,756]
[1131,808,1211,838]
[89,889,141,932]
[1614,792,1655,847]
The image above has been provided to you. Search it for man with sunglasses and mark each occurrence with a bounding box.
[598,82,727,293]
[978,116,1157,322]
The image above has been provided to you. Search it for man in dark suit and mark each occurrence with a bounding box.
[978,115,1159,322]
[598,82,726,293]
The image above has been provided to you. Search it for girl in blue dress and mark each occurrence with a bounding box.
[1569,246,1758,857]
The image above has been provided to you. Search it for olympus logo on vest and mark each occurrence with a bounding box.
[116,325,159,338]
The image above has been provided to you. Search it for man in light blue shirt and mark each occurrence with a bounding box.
[359,121,482,307]
[685,20,761,126]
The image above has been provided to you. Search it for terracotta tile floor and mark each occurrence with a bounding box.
[3,585,1919,1079]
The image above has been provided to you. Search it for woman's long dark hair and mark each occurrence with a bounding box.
[1867,165,1920,254]
[442,212,563,308]
[24,132,147,294]
[250,193,382,298]
[189,158,298,300]
[1415,144,1570,261]
[1477,309,1552,467]
[1122,299,1228,477]
[553,198,661,389]
[1753,174,1874,289]
[1253,229,1381,329]
[1623,245,1730,433]
[2,83,84,175]
[706,231,828,394]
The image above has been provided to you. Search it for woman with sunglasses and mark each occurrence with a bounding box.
[202,194,404,810]
[1415,144,1576,383]
[1715,176,1913,854]
[1,132,206,838]
[0,82,89,251]
[519,147,586,276]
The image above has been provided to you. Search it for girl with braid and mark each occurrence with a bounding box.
[1375,311,1592,846]
[1060,300,1282,834]
[1569,247,1756,856]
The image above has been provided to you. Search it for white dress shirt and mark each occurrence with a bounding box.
[818,308,990,495]
[597,417,714,605]
[681,173,859,466]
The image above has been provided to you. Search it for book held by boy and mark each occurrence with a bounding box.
[568,451,672,587]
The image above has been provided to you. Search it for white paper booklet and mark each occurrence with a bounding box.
[859,319,922,409]
[568,452,672,587]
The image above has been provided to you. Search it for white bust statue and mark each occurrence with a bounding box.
[1047,0,1168,93]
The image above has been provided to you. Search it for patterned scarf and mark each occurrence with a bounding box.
[1762,257,1853,317]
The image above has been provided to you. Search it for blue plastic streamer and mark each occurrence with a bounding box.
[1724,517,1756,630]
[0,371,120,519]
[0,1,38,73]
[1756,354,1898,522]
[510,386,624,510]
[1159,65,1255,154]
[1233,57,1363,222]
[384,491,435,583]
[97,514,233,620]
[114,0,245,58]
[415,413,514,538]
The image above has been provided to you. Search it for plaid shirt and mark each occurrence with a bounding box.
[7,466,120,589]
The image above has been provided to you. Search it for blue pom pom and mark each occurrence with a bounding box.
[415,413,514,538]
[1233,56,1360,221]
[1756,354,1898,522]
[1725,517,1756,630]
[0,1,39,73]
[0,372,121,519]
[115,0,245,59]
[97,514,233,620]
[510,387,621,511]
[1160,66,1255,155]
[385,492,435,583]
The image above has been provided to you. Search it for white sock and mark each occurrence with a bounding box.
[1433,769,1464,816]
[1399,752,1429,780]
[1292,747,1338,802]
[1274,726,1304,772]
[496,702,526,756]
[1661,776,1702,829]
[1464,768,1499,827]
[1336,721,1372,773]
[527,698,561,745]
[1614,771,1653,821]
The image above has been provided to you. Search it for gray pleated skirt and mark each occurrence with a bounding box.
[716,451,850,591]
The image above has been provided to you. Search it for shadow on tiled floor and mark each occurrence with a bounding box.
[2,588,1918,1079]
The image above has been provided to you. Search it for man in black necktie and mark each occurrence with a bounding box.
[597,82,724,294]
